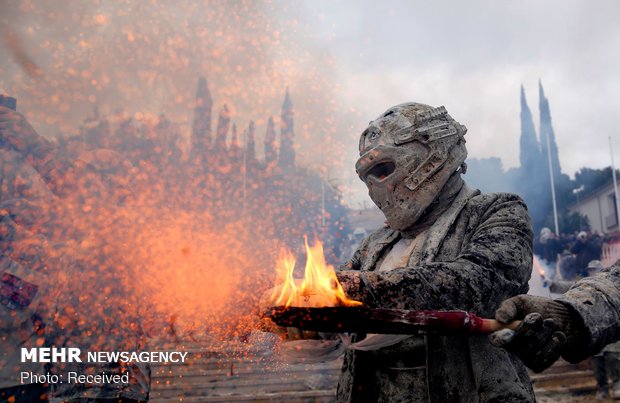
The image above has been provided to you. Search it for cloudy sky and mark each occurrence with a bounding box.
[1,0,619,206]
[275,0,620,204]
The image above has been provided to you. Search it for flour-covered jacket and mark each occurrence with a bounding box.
[557,260,620,361]
[335,184,535,403]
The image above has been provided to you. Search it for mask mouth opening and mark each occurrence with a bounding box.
[364,160,396,183]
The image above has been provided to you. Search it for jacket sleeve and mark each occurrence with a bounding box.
[337,228,377,272]
[549,279,574,294]
[336,194,533,317]
[556,262,620,361]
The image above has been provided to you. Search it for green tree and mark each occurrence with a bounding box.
[574,167,617,194]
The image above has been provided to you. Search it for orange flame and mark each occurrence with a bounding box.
[271,236,362,308]
[533,256,546,278]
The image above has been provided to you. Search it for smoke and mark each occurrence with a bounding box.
[0,0,357,356]
[2,28,43,79]
[0,0,351,174]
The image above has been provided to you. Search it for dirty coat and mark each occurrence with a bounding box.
[557,260,620,361]
[336,183,535,402]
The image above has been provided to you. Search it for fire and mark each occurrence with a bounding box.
[533,256,546,278]
[270,236,362,308]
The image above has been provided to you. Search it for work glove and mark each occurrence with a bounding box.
[490,295,586,373]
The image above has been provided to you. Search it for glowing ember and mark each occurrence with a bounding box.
[0,2,356,369]
[270,236,362,308]
[533,256,546,278]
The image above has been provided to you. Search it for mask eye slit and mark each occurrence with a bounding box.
[366,161,395,182]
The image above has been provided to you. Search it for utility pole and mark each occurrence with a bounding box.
[546,130,560,235]
[572,186,584,231]
[610,137,620,231]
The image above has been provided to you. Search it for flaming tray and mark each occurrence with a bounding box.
[263,306,512,334]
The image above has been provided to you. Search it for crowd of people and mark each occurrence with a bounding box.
[536,227,607,280]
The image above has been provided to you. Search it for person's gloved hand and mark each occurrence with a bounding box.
[489,295,585,373]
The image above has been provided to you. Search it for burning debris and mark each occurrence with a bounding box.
[0,79,350,335]
[0,77,352,400]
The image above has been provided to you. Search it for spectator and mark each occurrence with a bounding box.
[539,227,561,279]
[571,231,602,277]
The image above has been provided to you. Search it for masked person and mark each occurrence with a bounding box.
[332,103,535,402]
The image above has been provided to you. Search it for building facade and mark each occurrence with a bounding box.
[569,181,620,234]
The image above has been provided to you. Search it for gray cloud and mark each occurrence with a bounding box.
[276,0,620,205]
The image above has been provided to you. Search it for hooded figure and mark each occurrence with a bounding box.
[335,103,535,402]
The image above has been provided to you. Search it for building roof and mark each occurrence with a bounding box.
[568,179,617,210]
